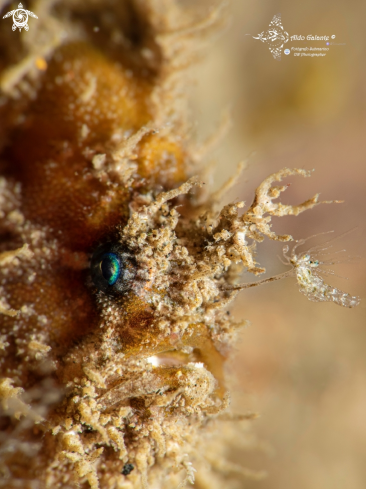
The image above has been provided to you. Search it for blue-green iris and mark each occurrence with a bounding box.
[100,253,120,285]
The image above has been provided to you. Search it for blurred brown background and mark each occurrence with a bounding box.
[191,0,366,487]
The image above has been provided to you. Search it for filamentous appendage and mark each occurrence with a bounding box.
[225,232,360,308]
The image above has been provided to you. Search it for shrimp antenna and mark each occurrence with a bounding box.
[292,230,334,256]
[305,226,358,254]
[317,268,349,281]
[315,248,347,257]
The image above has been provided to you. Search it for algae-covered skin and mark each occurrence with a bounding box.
[0,1,338,488]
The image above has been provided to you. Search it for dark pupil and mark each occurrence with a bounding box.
[100,253,120,285]
[122,463,134,476]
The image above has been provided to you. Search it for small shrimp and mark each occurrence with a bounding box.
[224,231,361,309]
[282,232,360,308]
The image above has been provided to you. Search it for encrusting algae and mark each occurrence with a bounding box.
[0,1,360,488]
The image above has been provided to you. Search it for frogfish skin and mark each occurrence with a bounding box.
[0,2,333,488]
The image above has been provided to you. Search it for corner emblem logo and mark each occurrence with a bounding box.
[252,14,289,60]
[2,3,38,31]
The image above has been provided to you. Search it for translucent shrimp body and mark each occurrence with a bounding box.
[284,239,360,308]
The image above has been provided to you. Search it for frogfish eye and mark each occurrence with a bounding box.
[90,243,137,295]
[100,253,120,285]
